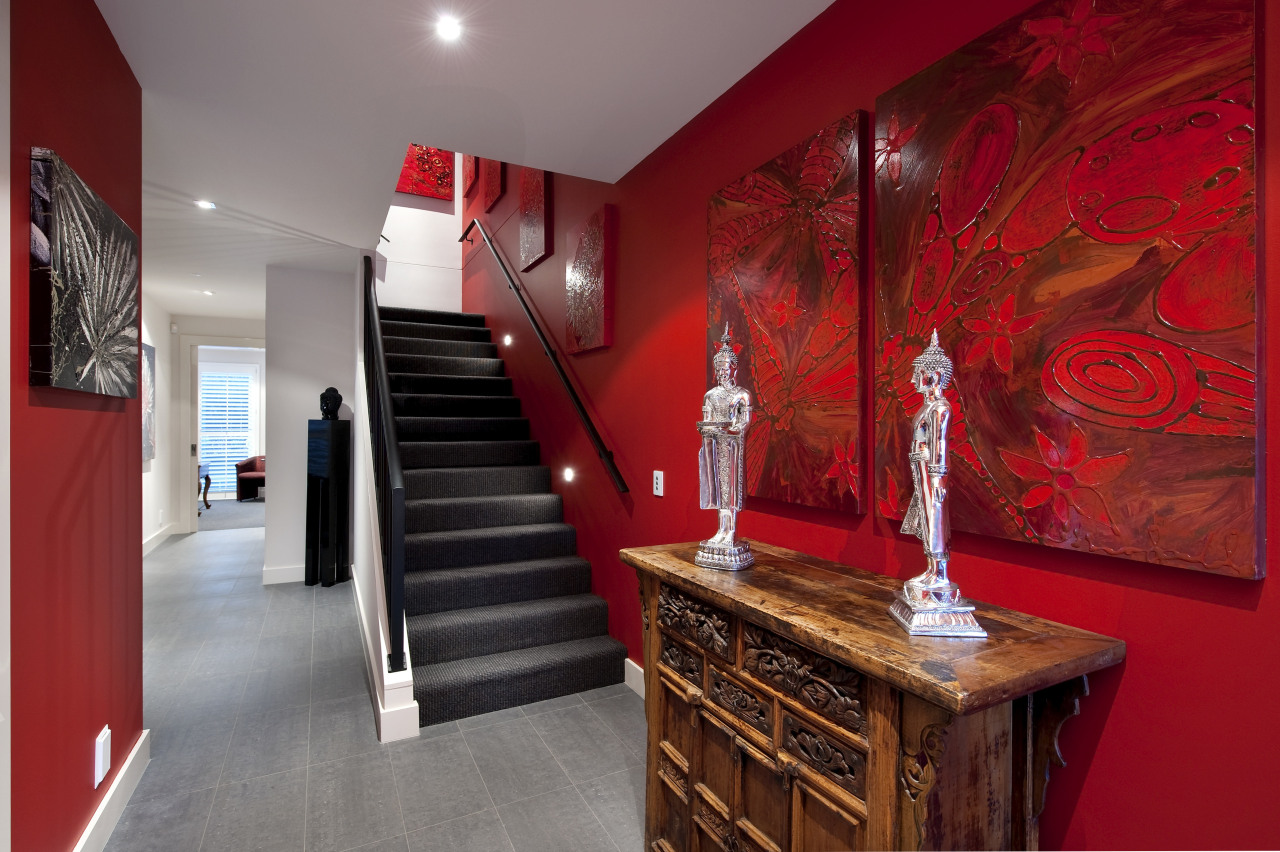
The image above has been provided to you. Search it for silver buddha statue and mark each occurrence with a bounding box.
[695,325,754,571]
[889,331,986,637]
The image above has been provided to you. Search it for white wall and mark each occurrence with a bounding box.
[0,0,13,838]
[263,261,358,583]
[373,153,464,312]
[140,294,173,552]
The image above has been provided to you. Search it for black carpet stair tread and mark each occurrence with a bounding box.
[403,556,591,614]
[399,440,540,469]
[413,635,627,726]
[382,336,498,359]
[392,394,521,418]
[403,465,551,499]
[378,306,486,327]
[408,594,608,665]
[380,320,492,343]
[405,522,576,571]
[388,374,513,397]
[386,353,506,378]
[395,416,530,441]
[406,493,563,533]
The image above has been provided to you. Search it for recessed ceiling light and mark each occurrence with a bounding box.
[195,200,217,210]
[436,15,461,41]
[199,290,215,296]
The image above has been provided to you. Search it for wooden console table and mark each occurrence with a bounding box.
[622,541,1125,852]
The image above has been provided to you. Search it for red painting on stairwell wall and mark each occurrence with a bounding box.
[482,159,505,212]
[708,111,863,512]
[395,144,454,200]
[462,154,478,198]
[873,0,1260,578]
[519,167,551,272]
[565,204,615,354]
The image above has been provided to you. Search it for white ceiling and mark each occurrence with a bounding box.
[95,0,835,319]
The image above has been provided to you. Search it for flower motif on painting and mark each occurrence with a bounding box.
[961,295,1048,373]
[999,424,1130,531]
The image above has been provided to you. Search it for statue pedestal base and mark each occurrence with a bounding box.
[890,595,986,638]
[695,539,754,571]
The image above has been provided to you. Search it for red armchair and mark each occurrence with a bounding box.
[236,455,266,501]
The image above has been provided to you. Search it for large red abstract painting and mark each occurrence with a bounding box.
[519,167,551,272]
[708,112,863,512]
[395,145,453,200]
[873,0,1259,578]
[482,159,505,212]
[566,204,615,354]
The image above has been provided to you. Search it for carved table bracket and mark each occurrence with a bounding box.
[1032,675,1089,819]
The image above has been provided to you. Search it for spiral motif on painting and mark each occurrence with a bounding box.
[1042,330,1197,430]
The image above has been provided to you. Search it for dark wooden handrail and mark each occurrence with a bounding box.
[362,255,407,672]
[461,217,628,493]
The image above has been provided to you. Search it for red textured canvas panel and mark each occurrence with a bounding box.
[707,112,863,512]
[483,158,505,212]
[565,204,615,353]
[462,154,477,197]
[873,0,1259,577]
[520,167,551,271]
[395,144,453,200]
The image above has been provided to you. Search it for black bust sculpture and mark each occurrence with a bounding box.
[320,387,342,420]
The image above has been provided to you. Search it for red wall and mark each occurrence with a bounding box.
[462,0,1280,847]
[10,0,143,848]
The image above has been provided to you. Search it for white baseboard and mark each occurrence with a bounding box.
[625,658,645,699]
[349,562,418,743]
[73,729,150,852]
[261,564,303,585]
[142,524,173,556]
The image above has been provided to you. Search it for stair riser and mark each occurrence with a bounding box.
[389,374,513,396]
[382,320,492,342]
[409,600,608,664]
[404,559,591,614]
[399,442,541,469]
[396,418,531,442]
[378,306,486,327]
[383,337,498,359]
[393,395,522,418]
[386,354,505,378]
[406,527,577,571]
[406,495,563,533]
[403,466,551,499]
[414,639,627,726]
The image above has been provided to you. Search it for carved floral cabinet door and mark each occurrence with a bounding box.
[655,674,700,852]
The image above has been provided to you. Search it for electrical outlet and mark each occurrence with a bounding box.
[653,470,664,497]
[94,726,111,789]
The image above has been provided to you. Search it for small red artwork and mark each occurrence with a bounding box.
[565,204,615,354]
[395,145,453,200]
[873,0,1259,577]
[482,159,504,212]
[519,168,551,272]
[462,155,478,198]
[707,111,863,512]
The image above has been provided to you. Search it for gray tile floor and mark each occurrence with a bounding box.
[108,527,647,852]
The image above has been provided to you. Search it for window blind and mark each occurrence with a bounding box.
[199,371,253,492]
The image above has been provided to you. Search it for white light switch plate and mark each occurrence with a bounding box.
[653,470,664,497]
[94,726,110,789]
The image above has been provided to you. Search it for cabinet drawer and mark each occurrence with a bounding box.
[707,666,772,740]
[743,623,867,736]
[660,634,704,687]
[782,713,867,801]
[659,584,734,663]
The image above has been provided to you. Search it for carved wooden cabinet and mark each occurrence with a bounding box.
[622,542,1125,852]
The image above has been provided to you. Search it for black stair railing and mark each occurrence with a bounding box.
[362,255,407,672]
[460,217,628,493]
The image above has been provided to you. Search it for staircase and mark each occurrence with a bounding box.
[378,305,627,726]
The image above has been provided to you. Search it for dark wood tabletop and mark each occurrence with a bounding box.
[621,541,1125,715]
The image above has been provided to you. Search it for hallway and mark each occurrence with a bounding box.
[107,528,646,852]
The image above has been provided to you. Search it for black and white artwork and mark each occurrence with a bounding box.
[29,147,139,397]
[141,342,156,461]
